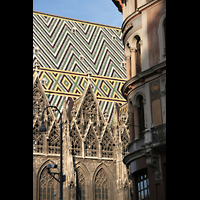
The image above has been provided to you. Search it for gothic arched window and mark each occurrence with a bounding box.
[70,126,82,156]
[85,128,98,157]
[101,129,114,158]
[48,122,60,154]
[76,167,85,200]
[39,168,58,200]
[95,169,109,200]
[121,130,129,157]
[33,119,43,153]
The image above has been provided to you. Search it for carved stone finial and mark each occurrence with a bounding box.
[71,107,76,118]
[87,69,92,80]
[87,106,93,119]
[121,113,126,123]
[34,59,40,75]
[34,46,40,56]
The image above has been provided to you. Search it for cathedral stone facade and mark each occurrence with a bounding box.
[33,71,132,200]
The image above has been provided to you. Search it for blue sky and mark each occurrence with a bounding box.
[33,0,123,27]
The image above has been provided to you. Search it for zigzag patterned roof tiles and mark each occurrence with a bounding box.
[33,11,126,123]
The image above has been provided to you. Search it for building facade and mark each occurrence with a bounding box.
[33,72,132,200]
[111,0,166,200]
[33,11,133,200]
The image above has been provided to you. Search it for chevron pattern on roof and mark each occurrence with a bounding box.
[33,11,126,123]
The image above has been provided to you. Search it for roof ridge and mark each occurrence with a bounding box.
[33,10,121,30]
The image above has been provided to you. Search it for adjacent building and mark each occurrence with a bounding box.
[111,0,166,200]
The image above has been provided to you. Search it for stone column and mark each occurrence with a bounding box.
[133,105,140,139]
[130,48,137,77]
[126,56,131,80]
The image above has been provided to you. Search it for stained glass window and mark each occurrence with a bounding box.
[95,169,109,200]
[39,168,57,200]
[76,167,85,200]
[101,129,114,158]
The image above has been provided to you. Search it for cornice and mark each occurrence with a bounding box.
[123,148,146,167]
[33,10,121,30]
[111,0,123,13]
[121,61,166,98]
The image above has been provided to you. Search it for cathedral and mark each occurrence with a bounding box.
[33,71,131,200]
[33,0,166,198]
[33,11,131,200]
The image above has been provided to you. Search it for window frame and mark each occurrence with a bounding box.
[158,14,166,63]
[135,169,150,200]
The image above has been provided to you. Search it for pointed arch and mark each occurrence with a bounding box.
[93,163,114,181]
[121,128,129,157]
[48,121,60,154]
[101,128,115,158]
[74,82,106,138]
[75,162,90,200]
[92,164,115,200]
[70,123,82,156]
[95,168,108,200]
[33,74,58,156]
[84,126,99,157]
[75,162,90,177]
[37,159,59,200]
[76,167,86,200]
[33,118,43,153]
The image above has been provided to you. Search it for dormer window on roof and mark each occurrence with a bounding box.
[71,27,77,34]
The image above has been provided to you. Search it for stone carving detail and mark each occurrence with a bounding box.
[33,119,43,153]
[121,130,129,157]
[39,168,56,200]
[85,127,98,157]
[75,85,105,138]
[48,121,60,154]
[33,77,131,200]
[70,125,82,156]
[69,83,117,159]
[146,151,161,180]
[33,75,60,155]
[101,128,114,158]
[95,169,109,199]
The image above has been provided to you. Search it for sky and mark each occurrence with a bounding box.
[33,0,123,27]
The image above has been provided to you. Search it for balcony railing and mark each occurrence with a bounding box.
[151,123,166,142]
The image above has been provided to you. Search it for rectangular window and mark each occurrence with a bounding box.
[136,169,149,200]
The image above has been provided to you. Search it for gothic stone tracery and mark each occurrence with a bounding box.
[33,76,131,200]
